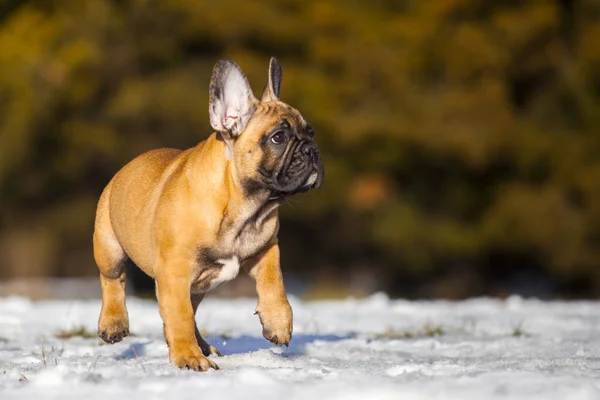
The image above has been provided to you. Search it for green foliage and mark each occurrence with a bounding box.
[511,327,530,338]
[1,0,600,297]
[55,326,96,340]
[374,324,446,340]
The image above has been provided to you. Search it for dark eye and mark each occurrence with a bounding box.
[307,125,315,138]
[270,131,286,144]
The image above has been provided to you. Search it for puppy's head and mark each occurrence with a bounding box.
[209,57,323,200]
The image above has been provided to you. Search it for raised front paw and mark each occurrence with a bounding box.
[170,342,220,371]
[255,300,293,346]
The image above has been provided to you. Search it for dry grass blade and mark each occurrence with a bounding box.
[88,355,101,372]
[131,345,146,373]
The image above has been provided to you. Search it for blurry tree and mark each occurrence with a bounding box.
[1,0,600,298]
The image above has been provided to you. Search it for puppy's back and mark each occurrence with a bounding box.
[105,148,188,274]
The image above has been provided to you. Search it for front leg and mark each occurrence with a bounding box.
[155,256,219,371]
[244,244,293,346]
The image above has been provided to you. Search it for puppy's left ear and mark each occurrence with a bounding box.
[261,57,282,103]
[209,59,258,137]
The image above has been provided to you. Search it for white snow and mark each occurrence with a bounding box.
[1,293,599,399]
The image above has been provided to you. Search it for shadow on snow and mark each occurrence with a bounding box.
[114,333,352,360]
[206,333,352,356]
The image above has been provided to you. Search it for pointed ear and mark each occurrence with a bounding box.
[260,57,282,103]
[209,59,258,137]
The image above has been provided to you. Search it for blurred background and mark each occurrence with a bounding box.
[1,0,600,300]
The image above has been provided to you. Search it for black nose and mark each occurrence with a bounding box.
[302,143,312,155]
[301,142,319,160]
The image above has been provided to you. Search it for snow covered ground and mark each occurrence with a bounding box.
[0,293,599,400]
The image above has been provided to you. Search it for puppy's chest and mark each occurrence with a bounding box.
[192,221,276,292]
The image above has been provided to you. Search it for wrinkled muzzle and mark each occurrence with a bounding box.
[271,139,323,197]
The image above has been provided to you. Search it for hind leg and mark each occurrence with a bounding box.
[191,294,221,356]
[94,185,130,343]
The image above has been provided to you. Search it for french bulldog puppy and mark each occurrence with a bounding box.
[93,57,323,370]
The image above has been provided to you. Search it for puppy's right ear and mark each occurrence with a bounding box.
[209,60,258,137]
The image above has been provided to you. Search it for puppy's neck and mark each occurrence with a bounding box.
[193,134,276,236]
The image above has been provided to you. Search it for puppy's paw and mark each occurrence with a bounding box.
[255,301,293,347]
[195,334,222,357]
[170,344,220,371]
[200,344,222,357]
[98,316,129,344]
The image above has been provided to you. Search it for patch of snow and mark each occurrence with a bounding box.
[0,293,599,399]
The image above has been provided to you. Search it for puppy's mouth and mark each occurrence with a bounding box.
[268,191,287,201]
[304,171,319,187]
[268,171,321,201]
[267,188,303,202]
